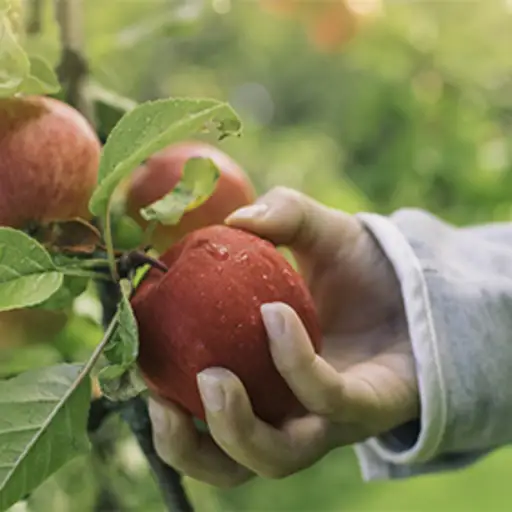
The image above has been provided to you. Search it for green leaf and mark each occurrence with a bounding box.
[20,55,61,95]
[111,214,144,251]
[0,364,91,511]
[97,366,147,402]
[132,263,150,289]
[140,157,220,225]
[98,279,142,401]
[0,228,63,312]
[32,275,88,311]
[0,8,30,97]
[88,97,242,220]
[103,279,138,371]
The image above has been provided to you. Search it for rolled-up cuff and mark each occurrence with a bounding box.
[353,212,446,475]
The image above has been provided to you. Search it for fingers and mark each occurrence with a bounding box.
[262,302,381,428]
[225,186,362,260]
[263,302,418,440]
[196,368,333,479]
[148,397,253,488]
[261,302,349,420]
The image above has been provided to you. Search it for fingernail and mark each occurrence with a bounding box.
[197,370,225,412]
[226,203,268,223]
[148,399,169,436]
[261,303,286,338]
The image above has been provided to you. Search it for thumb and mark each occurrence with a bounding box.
[225,186,363,261]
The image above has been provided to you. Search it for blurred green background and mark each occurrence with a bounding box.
[5,0,512,510]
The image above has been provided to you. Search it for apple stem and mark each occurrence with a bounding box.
[117,251,168,279]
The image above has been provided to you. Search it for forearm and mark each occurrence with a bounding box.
[353,208,512,480]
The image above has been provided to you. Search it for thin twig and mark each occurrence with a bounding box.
[52,1,192,504]
[26,0,44,34]
[119,397,193,512]
[54,0,95,124]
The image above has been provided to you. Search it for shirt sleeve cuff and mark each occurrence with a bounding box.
[353,212,447,474]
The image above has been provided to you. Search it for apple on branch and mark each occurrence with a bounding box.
[0,95,101,346]
[131,224,323,426]
[124,140,256,253]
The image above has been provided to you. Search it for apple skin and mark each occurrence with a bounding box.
[125,141,256,253]
[131,224,322,426]
[0,96,100,345]
[0,95,101,229]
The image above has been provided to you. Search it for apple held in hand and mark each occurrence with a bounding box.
[131,225,322,426]
[125,141,256,253]
[0,95,101,229]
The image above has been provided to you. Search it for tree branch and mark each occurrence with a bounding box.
[52,3,192,506]
[54,0,95,124]
[26,0,44,35]
[96,278,194,512]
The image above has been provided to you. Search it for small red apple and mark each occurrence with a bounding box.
[0,95,101,229]
[125,141,256,253]
[131,224,322,426]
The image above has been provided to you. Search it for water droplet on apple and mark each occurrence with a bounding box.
[282,268,296,287]
[205,242,229,261]
[235,251,249,263]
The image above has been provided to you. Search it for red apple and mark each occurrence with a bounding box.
[0,95,101,344]
[125,141,256,254]
[0,95,101,229]
[131,224,322,426]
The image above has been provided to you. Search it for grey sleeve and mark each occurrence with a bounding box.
[352,209,512,481]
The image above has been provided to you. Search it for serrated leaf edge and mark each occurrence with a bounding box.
[88,98,242,218]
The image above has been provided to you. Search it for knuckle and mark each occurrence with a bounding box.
[275,343,314,374]
[311,380,344,418]
[211,419,249,450]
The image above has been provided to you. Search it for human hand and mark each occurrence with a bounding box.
[148,187,419,487]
